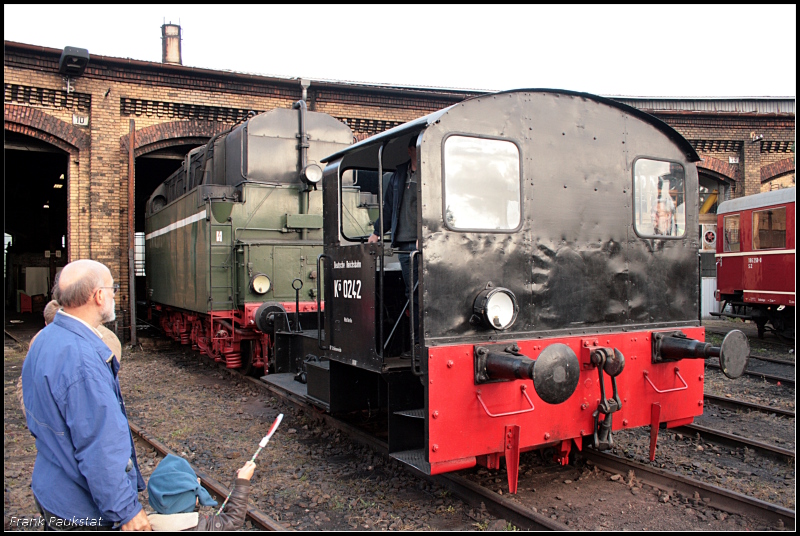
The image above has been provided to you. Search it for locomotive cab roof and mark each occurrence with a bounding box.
[322,88,700,168]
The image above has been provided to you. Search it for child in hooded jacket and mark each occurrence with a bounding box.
[146,454,255,531]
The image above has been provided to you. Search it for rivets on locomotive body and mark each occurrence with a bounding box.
[432,444,438,452]
[544,433,551,440]
[447,360,454,368]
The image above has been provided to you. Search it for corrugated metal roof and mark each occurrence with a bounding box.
[609,97,795,115]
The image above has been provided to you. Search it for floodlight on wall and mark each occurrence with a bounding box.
[59,46,90,93]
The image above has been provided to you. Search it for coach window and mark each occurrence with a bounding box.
[753,207,786,250]
[443,136,521,231]
[633,158,685,238]
[723,215,740,252]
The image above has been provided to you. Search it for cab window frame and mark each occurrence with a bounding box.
[338,166,381,243]
[441,133,524,234]
[631,156,687,240]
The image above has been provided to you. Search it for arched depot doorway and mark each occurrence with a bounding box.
[133,141,207,304]
[4,130,69,316]
[697,161,736,319]
[125,120,233,317]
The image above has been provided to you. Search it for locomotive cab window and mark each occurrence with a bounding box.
[443,135,521,231]
[723,215,740,252]
[753,207,786,250]
[341,168,382,242]
[633,158,686,238]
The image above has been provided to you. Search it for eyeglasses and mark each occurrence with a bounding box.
[97,283,120,296]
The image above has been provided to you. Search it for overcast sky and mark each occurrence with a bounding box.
[4,4,796,97]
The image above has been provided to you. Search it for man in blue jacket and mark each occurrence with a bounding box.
[22,259,151,531]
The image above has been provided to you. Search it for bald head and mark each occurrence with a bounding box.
[54,259,111,308]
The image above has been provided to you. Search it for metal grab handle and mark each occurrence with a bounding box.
[643,367,688,393]
[292,278,303,333]
[316,254,330,350]
[409,249,422,376]
[377,144,385,359]
[476,384,535,418]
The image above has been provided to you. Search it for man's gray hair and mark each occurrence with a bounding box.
[53,260,108,308]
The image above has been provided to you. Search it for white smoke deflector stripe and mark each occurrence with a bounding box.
[146,210,207,240]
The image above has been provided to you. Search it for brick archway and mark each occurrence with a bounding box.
[120,120,232,157]
[696,155,737,183]
[4,104,89,155]
[4,104,92,262]
[761,157,795,184]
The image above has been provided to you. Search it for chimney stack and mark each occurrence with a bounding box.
[161,22,182,65]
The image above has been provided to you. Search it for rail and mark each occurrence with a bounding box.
[128,421,285,531]
[581,450,795,530]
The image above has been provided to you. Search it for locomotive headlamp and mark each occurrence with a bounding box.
[302,164,323,185]
[473,287,518,330]
[250,273,271,295]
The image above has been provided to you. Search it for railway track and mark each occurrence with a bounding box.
[4,329,27,347]
[672,422,794,463]
[704,323,795,347]
[704,393,794,418]
[700,394,795,458]
[703,324,795,386]
[582,450,795,530]
[238,365,566,530]
[7,326,793,530]
[234,358,795,531]
[705,360,795,386]
[128,421,285,531]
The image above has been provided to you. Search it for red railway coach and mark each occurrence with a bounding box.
[262,89,748,494]
[713,187,795,341]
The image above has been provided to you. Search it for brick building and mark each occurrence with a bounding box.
[4,36,795,337]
